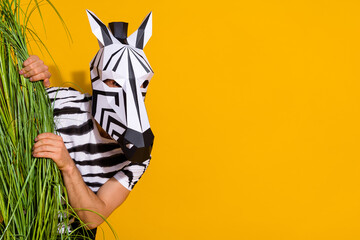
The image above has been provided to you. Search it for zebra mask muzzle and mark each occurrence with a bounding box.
[87,9,154,163]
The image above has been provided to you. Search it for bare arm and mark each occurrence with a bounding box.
[62,166,129,229]
[32,133,130,229]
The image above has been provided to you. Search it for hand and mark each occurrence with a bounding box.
[32,133,75,172]
[19,55,51,88]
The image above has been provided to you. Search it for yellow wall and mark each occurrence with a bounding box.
[29,0,360,239]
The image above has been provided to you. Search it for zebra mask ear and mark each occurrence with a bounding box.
[127,11,152,49]
[86,9,118,48]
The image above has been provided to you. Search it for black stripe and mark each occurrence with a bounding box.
[124,161,148,188]
[46,87,78,95]
[112,48,126,72]
[111,129,122,141]
[103,47,123,71]
[92,90,120,106]
[70,95,92,103]
[46,88,62,95]
[67,143,120,154]
[82,170,120,178]
[129,48,153,73]
[84,181,103,188]
[50,94,89,104]
[91,76,100,83]
[92,50,104,83]
[129,48,150,73]
[90,51,100,71]
[121,169,134,188]
[88,11,113,46]
[99,108,115,127]
[127,160,148,169]
[135,13,151,49]
[49,95,77,102]
[123,91,127,118]
[92,90,119,123]
[127,49,142,127]
[106,115,127,134]
[57,119,94,135]
[73,153,128,167]
[53,107,88,117]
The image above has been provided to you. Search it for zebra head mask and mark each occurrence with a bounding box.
[86,10,154,163]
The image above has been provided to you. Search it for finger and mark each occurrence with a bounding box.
[33,139,64,153]
[20,60,44,76]
[32,145,65,165]
[43,78,51,88]
[35,133,62,141]
[33,138,60,149]
[29,71,51,82]
[32,149,61,160]
[22,62,47,78]
[23,55,39,67]
[33,144,60,155]
[32,151,54,159]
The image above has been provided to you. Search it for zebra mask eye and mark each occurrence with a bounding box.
[87,9,154,163]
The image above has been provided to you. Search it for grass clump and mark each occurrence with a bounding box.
[0,0,90,239]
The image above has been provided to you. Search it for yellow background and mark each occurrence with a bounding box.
[29,0,360,239]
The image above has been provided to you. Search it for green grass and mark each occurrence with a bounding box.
[0,0,89,239]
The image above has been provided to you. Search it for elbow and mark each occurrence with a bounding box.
[81,218,104,230]
[77,211,106,230]
[85,221,102,230]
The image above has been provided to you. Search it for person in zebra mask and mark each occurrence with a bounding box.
[21,10,154,239]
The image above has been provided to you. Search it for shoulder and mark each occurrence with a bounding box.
[46,87,92,109]
[46,87,90,100]
[113,158,151,191]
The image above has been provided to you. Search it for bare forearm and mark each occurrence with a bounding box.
[62,165,106,229]
[32,133,130,229]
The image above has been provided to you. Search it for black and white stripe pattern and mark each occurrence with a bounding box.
[86,10,154,164]
[47,87,150,193]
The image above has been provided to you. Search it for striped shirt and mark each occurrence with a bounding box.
[47,87,150,193]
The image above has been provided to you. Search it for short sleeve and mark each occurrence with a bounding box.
[113,159,150,191]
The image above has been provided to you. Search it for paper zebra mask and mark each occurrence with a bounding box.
[86,10,154,163]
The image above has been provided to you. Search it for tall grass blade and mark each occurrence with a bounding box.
[0,0,83,239]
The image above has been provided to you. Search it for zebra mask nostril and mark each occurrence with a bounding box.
[119,128,154,163]
[142,80,149,88]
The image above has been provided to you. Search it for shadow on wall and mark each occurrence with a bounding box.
[48,65,62,87]
[71,71,89,93]
[47,65,90,93]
